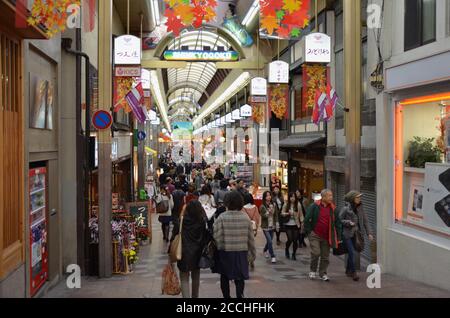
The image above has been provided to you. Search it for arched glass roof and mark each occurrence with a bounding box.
[165,29,233,121]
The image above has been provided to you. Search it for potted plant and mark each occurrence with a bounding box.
[137,227,150,245]
[406,136,442,168]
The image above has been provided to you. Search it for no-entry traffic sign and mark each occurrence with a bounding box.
[92,110,113,130]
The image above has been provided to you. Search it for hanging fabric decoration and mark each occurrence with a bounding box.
[125,83,147,124]
[26,0,81,38]
[164,0,218,36]
[302,65,328,111]
[312,89,327,125]
[268,84,289,120]
[259,0,311,39]
[114,77,135,113]
[251,103,266,124]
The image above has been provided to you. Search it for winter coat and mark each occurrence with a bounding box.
[177,214,208,272]
[259,203,279,230]
[281,202,304,228]
[304,201,342,249]
[339,202,372,240]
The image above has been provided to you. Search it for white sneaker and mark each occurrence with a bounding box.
[308,272,316,280]
[321,274,330,282]
[271,257,277,264]
[264,252,270,259]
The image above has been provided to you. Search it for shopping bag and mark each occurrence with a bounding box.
[161,263,181,296]
[198,239,216,269]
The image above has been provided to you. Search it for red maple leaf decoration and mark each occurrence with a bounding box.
[282,6,310,29]
[165,9,185,35]
[277,26,291,38]
[260,0,284,12]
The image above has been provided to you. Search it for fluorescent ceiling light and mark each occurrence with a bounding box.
[194,72,251,126]
[150,70,171,132]
[242,0,259,27]
[150,0,161,27]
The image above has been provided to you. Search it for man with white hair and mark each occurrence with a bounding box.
[304,189,342,282]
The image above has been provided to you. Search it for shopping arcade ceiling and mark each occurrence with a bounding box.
[163,28,234,123]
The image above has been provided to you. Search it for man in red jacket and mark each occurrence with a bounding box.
[304,189,341,282]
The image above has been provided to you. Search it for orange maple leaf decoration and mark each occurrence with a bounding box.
[174,4,194,25]
[283,0,301,14]
[261,15,279,35]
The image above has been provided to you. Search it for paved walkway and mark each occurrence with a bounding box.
[45,214,450,298]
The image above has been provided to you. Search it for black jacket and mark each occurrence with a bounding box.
[171,189,185,220]
[177,215,208,272]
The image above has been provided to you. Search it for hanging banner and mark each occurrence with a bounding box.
[269,84,289,120]
[114,35,141,65]
[114,77,134,113]
[302,65,328,111]
[252,103,266,124]
[259,0,311,39]
[164,0,218,36]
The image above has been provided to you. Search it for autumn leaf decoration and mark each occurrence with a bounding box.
[260,0,311,39]
[27,0,81,38]
[164,0,218,36]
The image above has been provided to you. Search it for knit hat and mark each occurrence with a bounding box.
[344,190,362,203]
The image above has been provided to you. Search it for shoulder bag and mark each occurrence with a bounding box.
[169,216,183,263]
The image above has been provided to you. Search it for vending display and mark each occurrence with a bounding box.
[29,167,48,297]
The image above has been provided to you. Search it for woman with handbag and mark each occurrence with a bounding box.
[156,186,174,242]
[281,193,304,261]
[339,191,374,281]
[177,200,208,298]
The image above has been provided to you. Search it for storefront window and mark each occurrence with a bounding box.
[395,93,450,236]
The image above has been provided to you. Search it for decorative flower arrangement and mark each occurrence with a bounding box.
[137,227,150,241]
[123,248,138,265]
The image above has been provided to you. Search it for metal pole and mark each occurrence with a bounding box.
[98,0,113,278]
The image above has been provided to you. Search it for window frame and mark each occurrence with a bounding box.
[404,0,437,52]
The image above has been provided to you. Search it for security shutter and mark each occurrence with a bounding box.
[335,174,346,214]
[361,178,377,262]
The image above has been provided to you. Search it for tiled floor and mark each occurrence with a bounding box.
[44,214,450,298]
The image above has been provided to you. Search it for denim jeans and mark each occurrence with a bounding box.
[263,229,275,258]
[344,238,356,273]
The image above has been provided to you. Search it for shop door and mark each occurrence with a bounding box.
[46,159,60,282]
[361,178,377,262]
[0,30,24,279]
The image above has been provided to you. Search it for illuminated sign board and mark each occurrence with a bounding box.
[164,50,239,62]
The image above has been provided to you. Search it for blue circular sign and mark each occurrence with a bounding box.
[92,110,112,130]
[137,131,146,141]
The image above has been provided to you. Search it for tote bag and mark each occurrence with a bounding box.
[169,216,183,263]
[161,263,181,296]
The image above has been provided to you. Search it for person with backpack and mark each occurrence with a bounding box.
[156,186,174,242]
[177,200,209,298]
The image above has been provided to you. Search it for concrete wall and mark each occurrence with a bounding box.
[376,1,450,290]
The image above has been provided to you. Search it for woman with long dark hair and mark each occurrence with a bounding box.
[281,193,304,260]
[259,191,278,264]
[272,186,284,246]
[295,189,308,248]
[177,200,208,298]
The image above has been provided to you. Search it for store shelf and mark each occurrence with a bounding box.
[30,187,45,195]
[30,205,45,215]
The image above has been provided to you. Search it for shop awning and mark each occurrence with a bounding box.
[145,146,157,156]
[278,134,326,149]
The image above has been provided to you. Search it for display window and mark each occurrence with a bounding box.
[395,92,450,237]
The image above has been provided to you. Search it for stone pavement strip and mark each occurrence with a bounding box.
[44,215,450,298]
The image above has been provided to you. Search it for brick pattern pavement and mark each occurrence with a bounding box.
[44,214,450,298]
